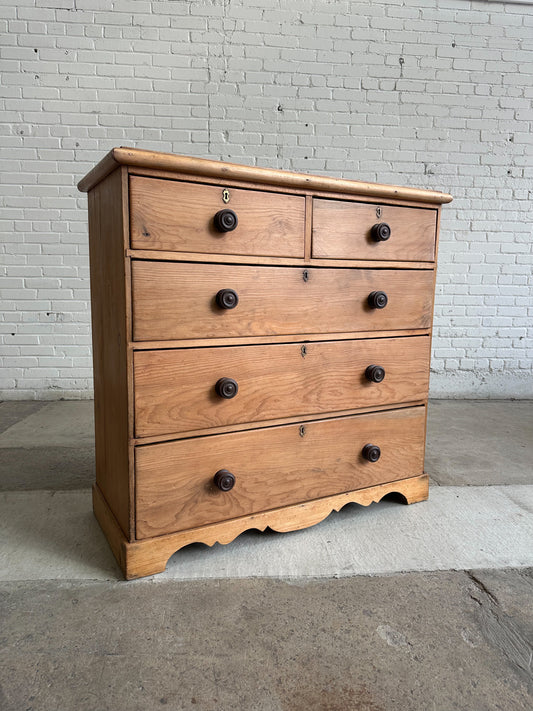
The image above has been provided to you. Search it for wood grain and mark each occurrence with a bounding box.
[423,204,443,460]
[88,167,131,538]
[313,199,437,262]
[131,400,427,446]
[126,248,435,270]
[93,483,129,574]
[133,336,430,438]
[129,329,430,350]
[131,261,435,341]
[79,148,450,580]
[135,405,426,539]
[78,147,453,204]
[97,474,429,579]
[128,167,449,209]
[304,194,312,260]
[130,176,305,257]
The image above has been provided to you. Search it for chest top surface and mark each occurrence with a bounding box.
[78,146,453,205]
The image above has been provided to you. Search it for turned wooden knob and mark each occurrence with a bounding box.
[214,469,235,491]
[367,291,388,309]
[216,288,239,310]
[371,222,391,242]
[214,209,238,232]
[365,365,385,383]
[215,377,238,399]
[362,444,381,462]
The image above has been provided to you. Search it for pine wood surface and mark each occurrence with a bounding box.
[312,198,437,262]
[127,166,449,210]
[127,166,442,207]
[87,167,131,538]
[131,261,435,341]
[129,329,430,351]
[130,176,305,257]
[94,475,429,579]
[78,147,453,204]
[131,400,427,446]
[126,248,434,270]
[133,336,430,438]
[79,149,450,578]
[304,194,312,260]
[135,405,426,539]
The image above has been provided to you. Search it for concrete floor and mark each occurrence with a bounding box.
[0,400,532,710]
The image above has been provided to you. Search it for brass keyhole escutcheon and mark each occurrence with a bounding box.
[303,269,309,282]
[299,425,306,437]
[376,206,382,219]
[301,345,307,358]
[222,189,230,204]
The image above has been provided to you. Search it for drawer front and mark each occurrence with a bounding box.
[130,176,305,258]
[131,262,434,341]
[134,336,430,438]
[135,406,426,538]
[312,199,437,262]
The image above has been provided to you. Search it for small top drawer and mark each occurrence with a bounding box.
[312,199,437,262]
[130,176,305,258]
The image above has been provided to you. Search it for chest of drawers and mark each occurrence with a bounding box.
[79,147,452,579]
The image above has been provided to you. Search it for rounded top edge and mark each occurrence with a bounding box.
[78,146,453,204]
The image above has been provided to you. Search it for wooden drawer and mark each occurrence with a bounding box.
[312,199,437,262]
[135,405,426,538]
[130,176,305,257]
[134,336,430,438]
[131,261,434,341]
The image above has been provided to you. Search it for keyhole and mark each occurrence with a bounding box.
[299,425,306,437]
[222,189,230,204]
[303,269,309,282]
[301,345,307,358]
[376,206,382,219]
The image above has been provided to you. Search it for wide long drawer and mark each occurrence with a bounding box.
[135,405,426,539]
[313,198,437,262]
[131,261,434,341]
[134,336,430,438]
[130,176,305,257]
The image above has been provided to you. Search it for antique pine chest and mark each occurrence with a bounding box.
[78,147,452,579]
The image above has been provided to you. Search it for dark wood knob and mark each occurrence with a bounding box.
[371,222,391,242]
[214,469,235,491]
[214,209,238,232]
[362,444,381,462]
[365,365,385,383]
[216,288,239,310]
[367,291,388,309]
[215,377,238,399]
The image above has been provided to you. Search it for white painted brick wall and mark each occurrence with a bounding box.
[1,0,532,399]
